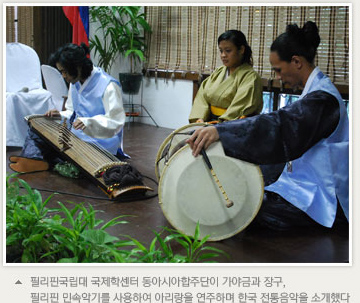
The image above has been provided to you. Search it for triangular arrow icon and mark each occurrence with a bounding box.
[15,280,22,285]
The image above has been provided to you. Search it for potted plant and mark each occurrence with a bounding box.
[89,6,152,94]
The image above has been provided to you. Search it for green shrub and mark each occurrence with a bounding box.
[6,175,228,263]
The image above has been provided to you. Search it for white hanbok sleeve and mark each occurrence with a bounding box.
[78,82,125,139]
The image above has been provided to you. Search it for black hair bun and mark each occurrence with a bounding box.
[79,43,90,56]
[286,23,301,36]
[302,21,320,49]
[285,21,320,50]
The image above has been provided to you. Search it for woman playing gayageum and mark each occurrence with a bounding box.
[10,43,127,173]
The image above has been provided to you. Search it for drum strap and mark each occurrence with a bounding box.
[156,131,195,167]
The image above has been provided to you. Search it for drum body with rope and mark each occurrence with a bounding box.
[155,123,207,180]
[158,140,264,241]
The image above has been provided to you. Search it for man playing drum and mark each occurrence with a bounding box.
[187,21,349,230]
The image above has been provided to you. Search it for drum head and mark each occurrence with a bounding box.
[158,142,264,241]
[155,123,206,180]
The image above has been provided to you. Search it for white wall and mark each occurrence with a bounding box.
[99,53,193,130]
[125,77,193,129]
[90,21,193,131]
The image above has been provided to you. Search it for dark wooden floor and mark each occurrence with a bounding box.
[6,122,349,263]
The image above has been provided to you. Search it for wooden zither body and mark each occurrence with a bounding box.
[25,115,152,199]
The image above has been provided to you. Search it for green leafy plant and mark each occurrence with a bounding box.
[6,175,129,263]
[118,224,229,263]
[6,173,59,262]
[89,6,152,73]
[163,225,229,263]
[44,201,129,263]
[6,175,229,263]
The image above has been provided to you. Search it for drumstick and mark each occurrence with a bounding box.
[200,148,234,208]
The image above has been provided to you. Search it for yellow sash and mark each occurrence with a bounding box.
[209,105,247,120]
[210,105,227,116]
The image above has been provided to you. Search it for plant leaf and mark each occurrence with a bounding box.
[80,229,119,245]
[57,257,78,263]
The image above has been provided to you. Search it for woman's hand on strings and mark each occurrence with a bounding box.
[45,109,60,118]
[73,119,86,131]
[186,126,219,157]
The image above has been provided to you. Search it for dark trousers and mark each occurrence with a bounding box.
[249,191,348,231]
[20,128,63,168]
